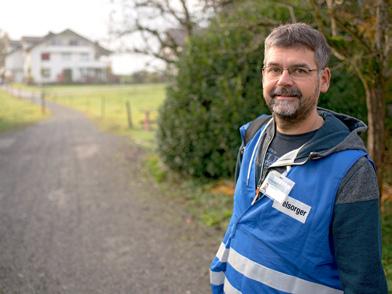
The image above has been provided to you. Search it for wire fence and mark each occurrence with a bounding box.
[1,85,47,114]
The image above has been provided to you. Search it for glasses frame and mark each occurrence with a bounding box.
[261,65,321,80]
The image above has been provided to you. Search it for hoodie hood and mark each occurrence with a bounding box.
[264,108,368,169]
[296,108,367,161]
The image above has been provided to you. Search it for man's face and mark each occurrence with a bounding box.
[262,46,330,122]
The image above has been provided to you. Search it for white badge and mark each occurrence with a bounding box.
[272,196,311,224]
[260,170,295,204]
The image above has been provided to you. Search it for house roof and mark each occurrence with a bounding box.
[6,29,112,56]
[28,29,112,54]
[21,36,43,46]
[7,40,22,53]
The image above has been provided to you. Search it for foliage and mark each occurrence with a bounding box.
[146,164,235,230]
[309,0,392,196]
[119,70,168,84]
[157,0,368,178]
[319,59,367,122]
[0,31,8,70]
[145,153,168,183]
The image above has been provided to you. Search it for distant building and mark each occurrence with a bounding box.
[4,29,112,84]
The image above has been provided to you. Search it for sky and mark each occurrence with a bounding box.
[1,0,160,74]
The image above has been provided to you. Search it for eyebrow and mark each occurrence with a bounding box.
[264,62,312,68]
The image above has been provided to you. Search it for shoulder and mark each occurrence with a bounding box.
[336,156,379,204]
[240,114,272,145]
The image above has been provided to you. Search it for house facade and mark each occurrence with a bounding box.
[4,29,112,84]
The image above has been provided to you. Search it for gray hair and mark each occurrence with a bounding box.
[264,23,331,69]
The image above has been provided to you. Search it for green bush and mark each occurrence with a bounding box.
[157,1,368,179]
[157,2,276,178]
[319,60,367,122]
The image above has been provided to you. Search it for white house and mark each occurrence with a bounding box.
[4,29,112,84]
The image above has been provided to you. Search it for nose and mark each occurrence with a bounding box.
[276,69,294,86]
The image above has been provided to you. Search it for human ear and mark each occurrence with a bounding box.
[320,67,331,93]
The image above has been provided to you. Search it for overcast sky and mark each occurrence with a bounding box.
[1,0,159,74]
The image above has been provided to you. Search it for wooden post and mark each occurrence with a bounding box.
[41,91,46,114]
[101,97,106,119]
[126,101,133,128]
[143,110,150,131]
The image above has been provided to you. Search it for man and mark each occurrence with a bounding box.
[210,23,387,294]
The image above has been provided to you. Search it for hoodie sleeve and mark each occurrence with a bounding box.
[332,157,388,294]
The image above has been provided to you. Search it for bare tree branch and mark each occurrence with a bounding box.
[276,2,297,23]
[325,0,337,36]
[309,0,391,196]
[110,0,206,68]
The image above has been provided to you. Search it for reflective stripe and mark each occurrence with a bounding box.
[216,242,229,262]
[224,277,242,294]
[210,270,225,285]
[228,248,343,294]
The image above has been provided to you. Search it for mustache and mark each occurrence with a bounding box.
[270,87,302,98]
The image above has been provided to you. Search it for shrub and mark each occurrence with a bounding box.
[157,1,367,179]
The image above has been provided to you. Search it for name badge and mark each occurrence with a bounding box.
[272,196,311,224]
[260,170,295,203]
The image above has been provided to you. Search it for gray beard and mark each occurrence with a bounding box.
[270,98,302,121]
[268,84,320,123]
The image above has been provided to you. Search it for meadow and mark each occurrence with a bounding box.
[0,88,49,133]
[41,84,166,149]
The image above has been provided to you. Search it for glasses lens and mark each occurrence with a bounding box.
[263,65,316,79]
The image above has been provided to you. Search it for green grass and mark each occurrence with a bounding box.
[12,83,166,149]
[0,89,50,133]
[144,154,234,230]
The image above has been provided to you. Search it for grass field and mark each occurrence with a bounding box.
[0,88,49,133]
[11,83,166,149]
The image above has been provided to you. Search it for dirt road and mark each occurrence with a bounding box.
[0,102,220,293]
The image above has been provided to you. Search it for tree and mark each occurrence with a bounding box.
[309,0,392,194]
[157,0,370,179]
[157,1,312,178]
[109,0,212,68]
[0,30,9,71]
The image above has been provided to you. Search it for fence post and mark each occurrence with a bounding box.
[101,97,106,119]
[143,111,151,131]
[41,91,46,114]
[126,101,133,128]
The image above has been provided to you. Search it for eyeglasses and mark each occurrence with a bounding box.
[262,65,320,80]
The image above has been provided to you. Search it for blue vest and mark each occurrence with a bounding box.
[210,122,367,294]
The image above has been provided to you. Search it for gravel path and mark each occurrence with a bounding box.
[0,102,220,294]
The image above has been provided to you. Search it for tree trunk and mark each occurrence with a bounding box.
[365,81,385,198]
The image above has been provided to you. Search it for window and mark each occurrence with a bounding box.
[80,53,89,61]
[41,52,50,61]
[51,39,61,45]
[41,68,51,78]
[69,39,79,46]
[62,53,71,61]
